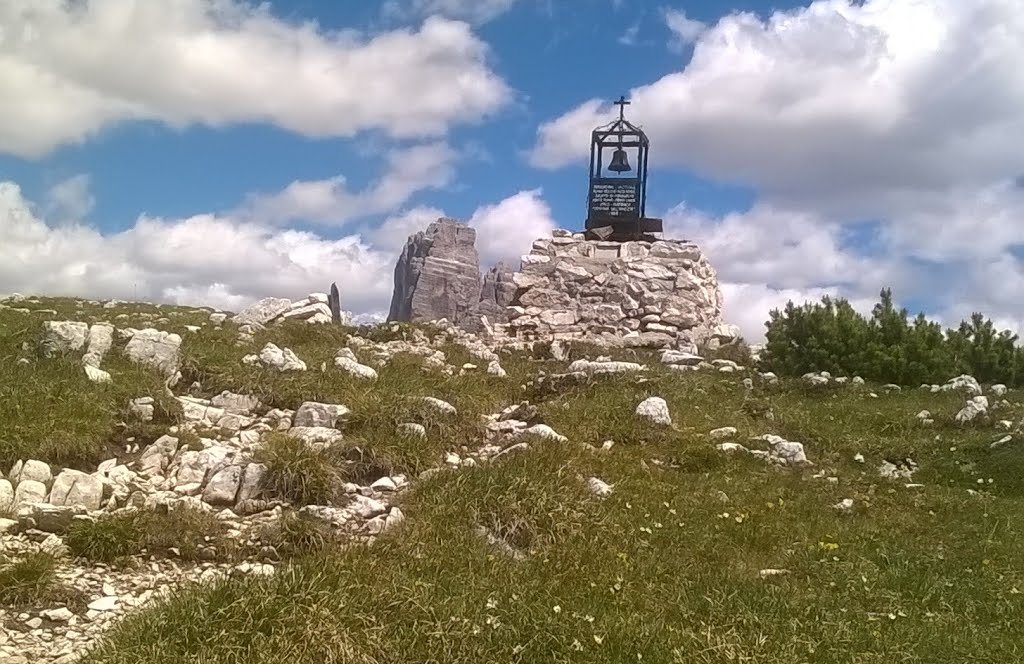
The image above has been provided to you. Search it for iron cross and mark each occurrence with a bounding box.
[613,95,630,121]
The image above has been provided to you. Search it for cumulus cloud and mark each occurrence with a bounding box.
[0,180,546,317]
[0,2,511,158]
[237,142,458,226]
[531,0,1024,216]
[381,0,521,24]
[45,174,96,223]
[468,189,556,267]
[664,9,706,51]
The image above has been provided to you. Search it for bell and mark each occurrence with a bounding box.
[607,148,631,173]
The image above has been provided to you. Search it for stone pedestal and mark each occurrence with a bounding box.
[484,231,729,350]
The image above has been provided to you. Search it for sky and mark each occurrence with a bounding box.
[1,0,1023,341]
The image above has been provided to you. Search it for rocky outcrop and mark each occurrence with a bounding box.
[481,231,729,350]
[388,218,483,327]
[467,262,516,328]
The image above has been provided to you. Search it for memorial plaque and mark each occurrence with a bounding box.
[589,178,640,219]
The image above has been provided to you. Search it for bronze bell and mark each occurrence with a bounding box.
[607,147,631,173]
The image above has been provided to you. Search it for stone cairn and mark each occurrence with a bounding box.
[485,230,733,350]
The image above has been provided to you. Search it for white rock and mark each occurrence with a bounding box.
[14,459,52,487]
[82,323,114,368]
[41,607,74,622]
[84,364,112,383]
[486,360,507,377]
[716,442,749,454]
[0,479,13,512]
[41,321,89,356]
[833,498,855,513]
[370,477,398,492]
[334,355,378,380]
[416,397,457,416]
[124,328,182,376]
[48,469,103,510]
[991,384,1008,397]
[87,596,119,612]
[233,297,292,325]
[635,397,671,426]
[523,424,568,442]
[209,312,228,325]
[709,427,737,439]
[293,402,350,429]
[568,359,644,374]
[258,343,306,372]
[350,494,387,519]
[587,477,614,497]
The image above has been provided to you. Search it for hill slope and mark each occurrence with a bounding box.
[2,296,1023,663]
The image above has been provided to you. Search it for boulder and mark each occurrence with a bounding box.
[41,321,90,357]
[233,297,292,326]
[293,402,350,429]
[48,469,103,510]
[124,328,181,376]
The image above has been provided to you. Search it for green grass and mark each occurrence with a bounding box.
[0,552,60,606]
[6,296,1024,662]
[64,508,229,563]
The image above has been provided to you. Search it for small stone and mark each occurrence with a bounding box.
[87,596,119,612]
[587,477,614,497]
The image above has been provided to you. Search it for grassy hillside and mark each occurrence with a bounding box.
[2,296,1024,663]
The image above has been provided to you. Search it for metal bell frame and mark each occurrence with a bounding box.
[587,96,650,219]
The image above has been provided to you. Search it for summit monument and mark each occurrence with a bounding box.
[388,96,738,351]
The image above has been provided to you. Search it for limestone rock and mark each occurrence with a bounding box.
[203,465,243,506]
[0,479,13,512]
[82,323,114,368]
[124,328,181,376]
[233,297,292,326]
[256,343,306,372]
[41,321,89,357]
[293,402,350,429]
[48,469,103,510]
[636,397,672,426]
[388,218,482,327]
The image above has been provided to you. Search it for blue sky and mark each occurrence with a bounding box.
[1,0,1023,339]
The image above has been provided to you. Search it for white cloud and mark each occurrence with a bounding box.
[381,0,521,24]
[364,206,446,254]
[0,2,511,158]
[531,0,1024,216]
[663,9,706,51]
[237,142,457,226]
[0,180,547,317]
[467,189,556,267]
[45,174,95,222]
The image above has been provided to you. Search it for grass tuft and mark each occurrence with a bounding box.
[256,433,342,506]
[0,552,58,606]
